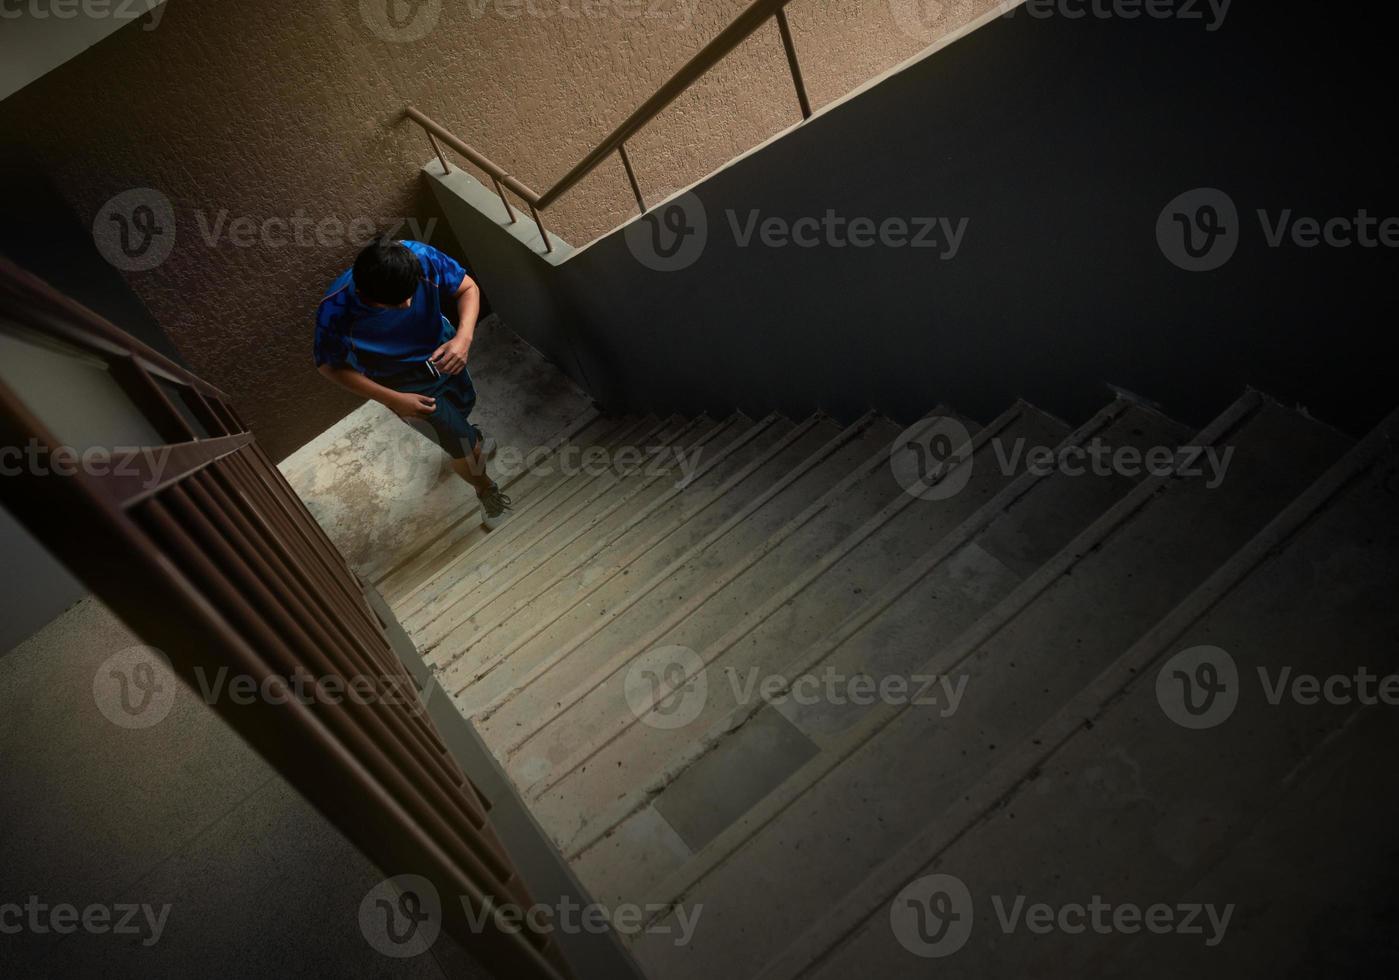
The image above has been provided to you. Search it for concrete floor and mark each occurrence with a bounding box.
[0,596,489,979]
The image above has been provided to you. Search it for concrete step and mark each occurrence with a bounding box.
[420,413,760,667]
[369,406,603,598]
[570,397,1191,912]
[398,413,666,627]
[627,392,1352,980]
[780,408,1398,980]
[397,414,668,638]
[376,410,628,605]
[493,407,963,798]
[439,414,808,711]
[473,412,905,754]
[1099,706,1399,979]
[527,402,1073,857]
[409,414,725,657]
[447,415,844,719]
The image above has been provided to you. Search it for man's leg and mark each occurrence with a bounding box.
[450,430,510,530]
[449,439,493,494]
[397,371,509,528]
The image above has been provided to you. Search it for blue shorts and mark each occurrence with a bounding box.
[384,366,481,460]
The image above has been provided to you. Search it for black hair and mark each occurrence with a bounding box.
[352,237,419,305]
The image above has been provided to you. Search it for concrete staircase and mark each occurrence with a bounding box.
[370,390,1399,979]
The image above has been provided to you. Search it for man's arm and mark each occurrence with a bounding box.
[317,364,436,418]
[429,273,481,376]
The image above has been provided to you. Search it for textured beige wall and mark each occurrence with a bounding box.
[0,0,996,458]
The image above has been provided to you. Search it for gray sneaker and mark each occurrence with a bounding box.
[478,483,512,531]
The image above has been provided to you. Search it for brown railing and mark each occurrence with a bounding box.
[0,258,573,980]
[406,0,813,253]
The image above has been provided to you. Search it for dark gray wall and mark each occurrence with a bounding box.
[433,0,1396,434]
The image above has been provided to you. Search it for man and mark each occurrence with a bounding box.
[315,237,511,529]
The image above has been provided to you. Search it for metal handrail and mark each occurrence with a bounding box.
[405,0,813,253]
[0,256,575,980]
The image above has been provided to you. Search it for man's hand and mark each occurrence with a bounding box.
[430,336,470,376]
[389,392,437,419]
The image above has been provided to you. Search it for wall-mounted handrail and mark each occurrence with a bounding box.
[533,0,798,210]
[404,0,812,253]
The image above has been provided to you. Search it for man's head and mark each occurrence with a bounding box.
[353,238,419,308]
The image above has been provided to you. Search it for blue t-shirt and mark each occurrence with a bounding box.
[314,241,469,378]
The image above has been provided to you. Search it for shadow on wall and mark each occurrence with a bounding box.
[431,0,1398,435]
